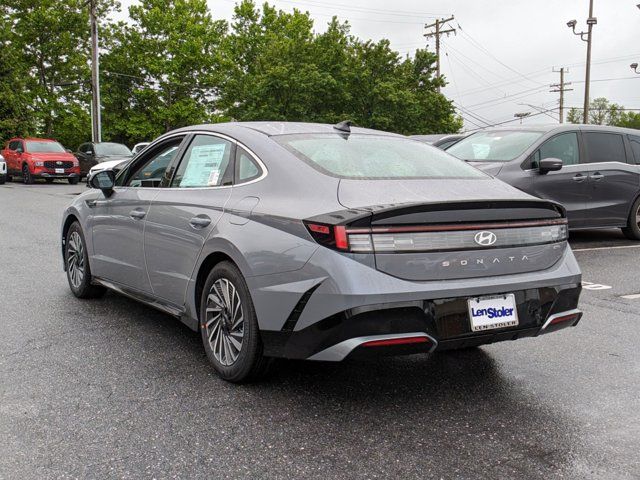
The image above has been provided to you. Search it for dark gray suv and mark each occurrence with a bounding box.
[447,125,640,239]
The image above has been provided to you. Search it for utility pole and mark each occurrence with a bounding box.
[424,16,456,93]
[550,67,573,123]
[567,0,597,123]
[89,0,101,143]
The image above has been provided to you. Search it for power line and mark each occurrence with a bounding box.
[456,23,544,88]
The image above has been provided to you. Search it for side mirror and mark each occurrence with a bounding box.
[538,158,563,174]
[90,170,115,196]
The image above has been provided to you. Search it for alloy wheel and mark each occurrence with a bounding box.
[67,231,85,289]
[204,278,244,366]
[636,205,640,228]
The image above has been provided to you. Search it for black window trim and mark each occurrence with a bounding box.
[582,130,629,165]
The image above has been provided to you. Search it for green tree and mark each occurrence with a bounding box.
[567,97,628,127]
[0,7,33,142]
[219,1,460,134]
[101,0,226,146]
[615,111,640,130]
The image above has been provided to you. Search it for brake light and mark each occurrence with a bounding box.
[304,222,351,251]
[361,336,430,348]
[548,312,580,326]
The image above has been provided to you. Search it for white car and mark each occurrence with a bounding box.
[86,158,130,185]
[0,153,6,184]
[132,142,150,155]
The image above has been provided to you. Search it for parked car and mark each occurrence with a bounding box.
[411,133,468,150]
[1,138,80,184]
[75,142,133,179]
[62,122,582,383]
[0,153,6,184]
[447,124,640,239]
[86,158,131,185]
[132,142,150,155]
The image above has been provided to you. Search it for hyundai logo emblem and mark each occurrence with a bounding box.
[56,161,62,165]
[474,231,497,246]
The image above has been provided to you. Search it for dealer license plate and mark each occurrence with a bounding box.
[55,168,64,174]
[467,294,519,332]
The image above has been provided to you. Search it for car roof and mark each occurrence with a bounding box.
[474,124,640,136]
[171,121,404,138]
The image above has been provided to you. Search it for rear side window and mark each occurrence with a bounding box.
[235,147,262,184]
[629,136,640,164]
[275,133,485,179]
[172,135,233,188]
[583,132,626,164]
[534,132,580,167]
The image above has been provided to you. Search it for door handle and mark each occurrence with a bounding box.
[189,216,211,228]
[86,200,109,208]
[572,174,586,182]
[590,172,604,180]
[129,209,146,220]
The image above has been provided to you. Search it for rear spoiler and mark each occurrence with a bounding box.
[306,199,566,228]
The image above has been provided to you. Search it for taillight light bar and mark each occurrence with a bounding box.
[304,218,568,253]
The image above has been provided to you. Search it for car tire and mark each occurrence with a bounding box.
[45,178,54,184]
[0,175,5,185]
[65,222,106,299]
[200,261,271,383]
[68,177,79,185]
[22,164,33,184]
[622,197,640,240]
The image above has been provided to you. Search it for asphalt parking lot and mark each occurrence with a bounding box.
[1,181,638,479]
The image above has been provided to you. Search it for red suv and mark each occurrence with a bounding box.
[1,137,81,184]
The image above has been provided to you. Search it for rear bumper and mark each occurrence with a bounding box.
[261,283,582,360]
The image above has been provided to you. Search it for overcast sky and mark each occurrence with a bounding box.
[118,0,640,130]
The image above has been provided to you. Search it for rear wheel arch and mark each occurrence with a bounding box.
[194,252,239,324]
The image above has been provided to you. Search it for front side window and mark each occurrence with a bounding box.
[629,135,640,164]
[275,134,485,179]
[172,135,233,188]
[26,141,66,153]
[447,130,544,162]
[126,141,182,188]
[533,132,580,167]
[583,132,626,164]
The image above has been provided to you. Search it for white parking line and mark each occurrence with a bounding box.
[572,244,640,252]
[582,281,612,290]
[620,293,640,299]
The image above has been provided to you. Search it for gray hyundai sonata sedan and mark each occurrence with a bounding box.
[61,122,582,382]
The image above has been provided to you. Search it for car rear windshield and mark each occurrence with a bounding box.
[95,143,132,156]
[26,141,65,153]
[274,133,486,179]
[447,130,544,162]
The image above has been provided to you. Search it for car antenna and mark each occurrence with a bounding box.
[333,120,353,133]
